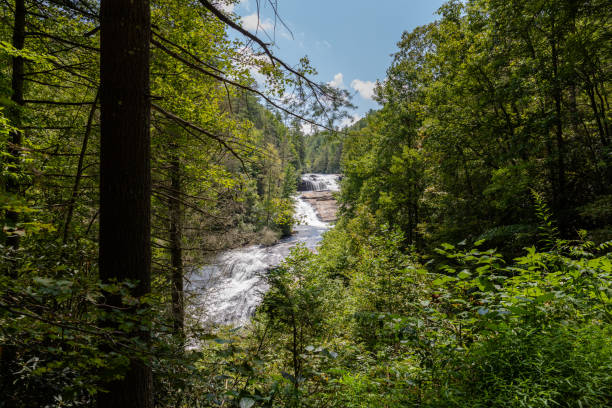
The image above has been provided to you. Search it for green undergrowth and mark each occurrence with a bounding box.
[220,210,612,407]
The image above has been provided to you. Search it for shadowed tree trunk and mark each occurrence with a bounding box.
[549,21,568,233]
[6,0,25,247]
[98,0,152,407]
[1,0,25,404]
[5,0,24,251]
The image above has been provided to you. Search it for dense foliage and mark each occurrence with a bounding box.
[342,0,611,251]
[303,130,342,173]
[246,210,612,407]
[237,0,612,406]
[0,0,317,406]
[0,0,610,407]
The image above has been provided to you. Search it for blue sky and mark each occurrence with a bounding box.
[224,0,447,126]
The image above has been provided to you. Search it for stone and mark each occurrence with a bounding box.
[301,191,338,222]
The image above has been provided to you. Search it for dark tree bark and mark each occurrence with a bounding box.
[1,1,25,405]
[98,0,152,407]
[547,14,568,233]
[5,0,25,250]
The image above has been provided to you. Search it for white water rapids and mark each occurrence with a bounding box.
[187,174,340,326]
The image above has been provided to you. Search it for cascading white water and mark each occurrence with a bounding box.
[187,174,339,326]
[299,173,341,192]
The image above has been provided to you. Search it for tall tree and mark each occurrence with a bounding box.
[0,0,25,404]
[6,0,24,249]
[98,0,152,406]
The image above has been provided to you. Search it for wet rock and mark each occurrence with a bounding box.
[300,191,338,222]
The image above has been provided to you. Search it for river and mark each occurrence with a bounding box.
[187,173,340,326]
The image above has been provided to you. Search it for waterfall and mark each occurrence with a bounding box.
[188,174,340,326]
[298,173,340,192]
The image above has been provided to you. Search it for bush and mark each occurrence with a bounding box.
[425,323,612,407]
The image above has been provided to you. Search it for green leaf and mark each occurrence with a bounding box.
[432,275,458,286]
[535,293,555,304]
[240,397,255,408]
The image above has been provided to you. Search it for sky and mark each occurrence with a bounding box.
[224,0,447,127]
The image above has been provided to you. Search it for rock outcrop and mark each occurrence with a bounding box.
[301,191,338,222]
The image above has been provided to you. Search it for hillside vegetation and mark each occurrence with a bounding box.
[0,0,610,407]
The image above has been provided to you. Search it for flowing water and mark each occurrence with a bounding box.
[187,174,340,326]
[298,173,340,192]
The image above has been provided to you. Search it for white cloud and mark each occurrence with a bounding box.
[248,65,267,88]
[218,2,235,13]
[328,73,344,89]
[217,0,248,14]
[350,79,376,100]
[301,121,316,135]
[339,113,363,129]
[213,0,236,14]
[242,12,274,32]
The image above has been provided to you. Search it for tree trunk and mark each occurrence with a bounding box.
[586,82,608,148]
[1,1,25,405]
[5,0,25,250]
[98,0,152,407]
[549,21,567,233]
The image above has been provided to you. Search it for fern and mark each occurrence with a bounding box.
[596,240,612,253]
[531,190,560,250]
[476,224,534,242]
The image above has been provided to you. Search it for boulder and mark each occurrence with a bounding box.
[301,191,338,222]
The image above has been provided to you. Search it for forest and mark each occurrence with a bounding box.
[0,0,611,407]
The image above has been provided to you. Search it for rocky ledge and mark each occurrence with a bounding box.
[301,191,338,222]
